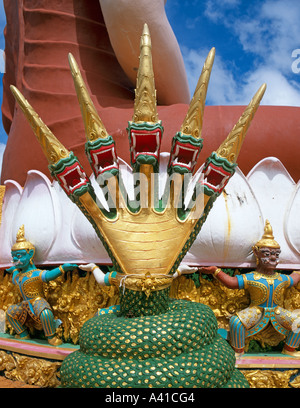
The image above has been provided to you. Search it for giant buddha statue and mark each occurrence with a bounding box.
[1,0,300,186]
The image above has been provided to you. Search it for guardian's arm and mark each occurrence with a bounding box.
[199,266,240,289]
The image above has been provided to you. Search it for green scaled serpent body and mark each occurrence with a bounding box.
[60,289,249,388]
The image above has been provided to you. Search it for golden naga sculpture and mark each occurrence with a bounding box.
[10,24,266,310]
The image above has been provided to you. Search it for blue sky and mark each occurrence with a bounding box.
[0,0,299,152]
[165,0,300,107]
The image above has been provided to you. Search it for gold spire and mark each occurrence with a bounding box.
[11,225,35,252]
[68,53,109,141]
[132,23,159,124]
[10,85,70,165]
[215,83,266,163]
[254,219,280,249]
[180,47,215,139]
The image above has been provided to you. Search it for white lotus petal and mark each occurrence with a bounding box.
[70,174,111,263]
[11,170,59,264]
[0,180,23,267]
[247,157,300,268]
[284,180,300,258]
[184,167,264,267]
[70,206,110,264]
[44,179,83,264]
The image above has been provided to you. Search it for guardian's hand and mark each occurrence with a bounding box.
[5,265,17,274]
[199,266,218,275]
[61,263,78,271]
[79,263,97,272]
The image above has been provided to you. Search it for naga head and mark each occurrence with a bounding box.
[126,24,163,173]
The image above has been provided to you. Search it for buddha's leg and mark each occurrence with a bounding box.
[229,315,245,354]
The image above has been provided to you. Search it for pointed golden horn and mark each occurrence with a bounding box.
[68,53,109,141]
[180,47,215,139]
[216,83,266,163]
[132,23,159,124]
[10,85,70,165]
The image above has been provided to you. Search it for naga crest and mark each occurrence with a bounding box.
[10,24,266,295]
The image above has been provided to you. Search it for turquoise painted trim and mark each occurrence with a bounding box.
[104,272,111,286]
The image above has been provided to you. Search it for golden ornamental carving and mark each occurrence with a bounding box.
[284,285,300,310]
[0,350,61,388]
[0,350,15,372]
[0,271,22,312]
[245,323,285,350]
[169,274,250,331]
[290,373,300,388]
[45,272,119,344]
[241,369,298,388]
[121,272,173,298]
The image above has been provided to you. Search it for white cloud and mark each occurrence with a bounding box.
[185,0,300,106]
[242,67,300,106]
[234,1,300,73]
[184,47,300,106]
[204,0,241,23]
